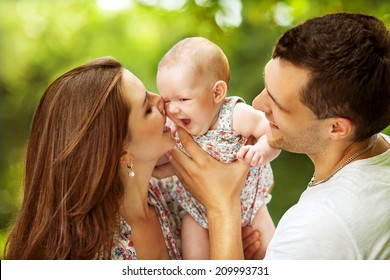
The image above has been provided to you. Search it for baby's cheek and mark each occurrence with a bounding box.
[165,111,178,124]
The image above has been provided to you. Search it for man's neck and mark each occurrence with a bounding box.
[309,135,380,185]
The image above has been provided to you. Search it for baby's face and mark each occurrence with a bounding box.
[157,66,220,136]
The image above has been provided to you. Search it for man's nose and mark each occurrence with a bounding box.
[252,89,270,114]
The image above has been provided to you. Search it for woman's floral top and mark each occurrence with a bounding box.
[172,96,274,228]
[110,182,182,260]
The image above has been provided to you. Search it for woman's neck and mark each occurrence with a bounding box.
[120,162,155,222]
[118,159,170,260]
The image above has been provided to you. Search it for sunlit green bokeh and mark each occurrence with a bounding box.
[1,0,389,259]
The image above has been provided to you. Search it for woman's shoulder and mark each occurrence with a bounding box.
[106,217,137,260]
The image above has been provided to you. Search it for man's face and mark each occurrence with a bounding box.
[252,58,328,156]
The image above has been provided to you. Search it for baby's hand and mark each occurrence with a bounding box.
[237,136,281,167]
[237,145,267,167]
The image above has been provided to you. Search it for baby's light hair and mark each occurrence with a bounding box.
[158,37,230,86]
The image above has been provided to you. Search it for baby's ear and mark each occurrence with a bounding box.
[212,80,227,104]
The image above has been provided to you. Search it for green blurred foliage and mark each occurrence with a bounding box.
[1,0,389,258]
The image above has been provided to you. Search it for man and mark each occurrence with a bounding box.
[169,13,390,259]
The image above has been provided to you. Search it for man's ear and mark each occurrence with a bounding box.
[212,80,227,104]
[328,117,353,140]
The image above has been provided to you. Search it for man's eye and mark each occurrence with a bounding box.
[146,106,153,113]
[179,98,188,101]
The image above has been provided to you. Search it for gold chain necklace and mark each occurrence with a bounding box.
[308,134,378,187]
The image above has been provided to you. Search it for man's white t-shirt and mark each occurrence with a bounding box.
[265,134,390,259]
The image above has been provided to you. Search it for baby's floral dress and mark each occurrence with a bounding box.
[171,96,274,228]
[109,183,182,260]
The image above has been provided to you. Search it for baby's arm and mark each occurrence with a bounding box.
[232,102,281,167]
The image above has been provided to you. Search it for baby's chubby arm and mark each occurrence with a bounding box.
[232,102,281,167]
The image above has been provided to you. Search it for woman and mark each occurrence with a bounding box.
[4,57,181,259]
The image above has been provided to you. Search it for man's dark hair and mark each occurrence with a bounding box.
[273,13,390,141]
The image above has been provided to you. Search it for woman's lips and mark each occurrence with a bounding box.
[163,125,171,133]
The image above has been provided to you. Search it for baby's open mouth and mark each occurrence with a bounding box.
[181,119,191,126]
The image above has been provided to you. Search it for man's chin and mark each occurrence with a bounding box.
[267,134,284,150]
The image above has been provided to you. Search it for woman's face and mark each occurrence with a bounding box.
[122,69,175,162]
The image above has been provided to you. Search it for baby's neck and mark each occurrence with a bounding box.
[209,103,223,130]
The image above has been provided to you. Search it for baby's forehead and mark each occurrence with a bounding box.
[159,61,207,81]
[158,61,193,77]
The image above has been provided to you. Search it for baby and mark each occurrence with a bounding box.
[157,37,280,259]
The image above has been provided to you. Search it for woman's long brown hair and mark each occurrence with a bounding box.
[4,57,130,259]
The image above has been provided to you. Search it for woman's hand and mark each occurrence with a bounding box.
[168,128,251,259]
[168,128,251,212]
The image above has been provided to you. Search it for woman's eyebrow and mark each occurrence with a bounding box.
[142,91,148,107]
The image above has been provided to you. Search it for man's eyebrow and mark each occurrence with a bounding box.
[263,69,289,112]
[266,87,279,105]
[265,85,288,112]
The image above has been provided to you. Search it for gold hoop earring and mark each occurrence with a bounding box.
[127,163,135,178]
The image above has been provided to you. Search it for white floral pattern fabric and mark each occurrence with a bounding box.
[109,183,182,260]
[171,96,274,228]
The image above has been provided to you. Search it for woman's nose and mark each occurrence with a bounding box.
[149,93,165,114]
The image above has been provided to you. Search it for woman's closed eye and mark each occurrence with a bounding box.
[146,104,154,114]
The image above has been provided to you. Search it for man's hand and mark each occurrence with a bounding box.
[243,205,276,260]
[242,226,262,260]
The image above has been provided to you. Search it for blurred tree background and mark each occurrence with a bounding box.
[1,0,389,258]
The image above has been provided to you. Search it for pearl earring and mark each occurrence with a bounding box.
[127,163,135,178]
